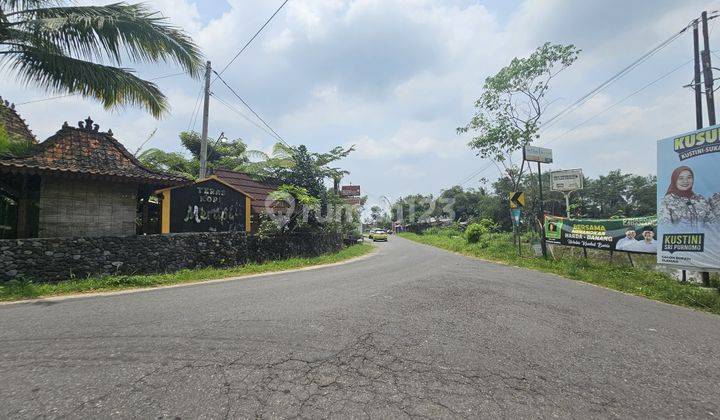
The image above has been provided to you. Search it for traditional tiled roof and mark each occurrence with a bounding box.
[0,117,187,186]
[212,168,280,214]
[0,97,36,143]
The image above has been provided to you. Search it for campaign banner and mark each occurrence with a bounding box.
[544,215,657,254]
[657,125,720,270]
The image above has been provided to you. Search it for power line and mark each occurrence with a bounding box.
[16,94,75,105]
[211,93,284,142]
[212,70,290,146]
[187,82,205,132]
[148,71,188,81]
[458,161,495,187]
[539,14,714,133]
[452,13,720,188]
[457,58,692,186]
[541,57,694,146]
[16,72,192,106]
[214,0,290,80]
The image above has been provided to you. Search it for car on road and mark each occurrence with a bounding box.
[368,229,388,242]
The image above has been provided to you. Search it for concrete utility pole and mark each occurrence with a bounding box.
[693,22,703,130]
[701,11,716,125]
[199,60,211,179]
[699,13,713,287]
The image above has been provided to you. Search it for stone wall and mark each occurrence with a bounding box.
[0,231,343,282]
[39,178,137,238]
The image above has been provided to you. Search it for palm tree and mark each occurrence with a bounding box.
[0,1,203,117]
[138,131,264,179]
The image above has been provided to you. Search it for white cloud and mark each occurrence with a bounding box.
[1,0,716,199]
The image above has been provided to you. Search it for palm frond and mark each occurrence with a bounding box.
[272,142,296,158]
[0,0,58,13]
[5,3,202,76]
[137,147,195,178]
[6,45,169,117]
[245,149,269,161]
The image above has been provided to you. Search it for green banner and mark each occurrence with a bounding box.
[545,215,657,254]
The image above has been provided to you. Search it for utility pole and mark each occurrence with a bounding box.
[693,21,703,129]
[537,161,547,259]
[199,60,211,179]
[700,13,713,286]
[701,11,716,125]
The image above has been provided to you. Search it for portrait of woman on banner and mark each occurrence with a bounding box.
[658,166,712,227]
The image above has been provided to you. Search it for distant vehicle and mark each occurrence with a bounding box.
[368,229,388,242]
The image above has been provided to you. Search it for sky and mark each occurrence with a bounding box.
[2,0,720,210]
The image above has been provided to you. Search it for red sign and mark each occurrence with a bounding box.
[343,197,363,205]
[340,185,361,196]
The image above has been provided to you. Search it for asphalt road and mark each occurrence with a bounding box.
[1,237,720,419]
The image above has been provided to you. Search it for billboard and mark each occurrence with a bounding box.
[657,125,720,270]
[545,215,657,254]
[523,146,553,163]
[340,185,361,197]
[551,169,584,191]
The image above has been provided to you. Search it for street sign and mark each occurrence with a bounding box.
[551,169,583,191]
[509,191,525,208]
[511,208,521,226]
[523,145,553,163]
[340,185,361,197]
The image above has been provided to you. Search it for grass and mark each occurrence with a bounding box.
[0,243,374,302]
[400,230,720,316]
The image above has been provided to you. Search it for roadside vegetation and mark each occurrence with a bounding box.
[0,243,373,302]
[400,228,720,315]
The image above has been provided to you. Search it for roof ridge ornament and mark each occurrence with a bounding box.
[77,116,100,132]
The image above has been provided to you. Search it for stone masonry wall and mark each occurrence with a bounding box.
[0,232,343,282]
[39,178,137,238]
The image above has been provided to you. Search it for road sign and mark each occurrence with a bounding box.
[509,191,525,208]
[551,169,583,191]
[523,145,553,163]
[340,185,361,197]
[511,208,521,226]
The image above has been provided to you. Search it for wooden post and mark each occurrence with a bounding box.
[141,194,150,234]
[15,174,29,238]
[627,252,634,268]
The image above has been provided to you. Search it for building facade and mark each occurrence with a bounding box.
[0,117,186,238]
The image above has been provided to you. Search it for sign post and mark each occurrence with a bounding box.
[550,169,584,218]
[523,145,553,258]
[509,192,525,256]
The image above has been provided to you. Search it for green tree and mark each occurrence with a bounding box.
[138,131,257,179]
[626,174,657,216]
[392,194,433,230]
[459,43,580,190]
[370,205,382,223]
[0,123,33,157]
[0,1,203,117]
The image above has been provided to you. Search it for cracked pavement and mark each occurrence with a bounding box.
[1,237,720,418]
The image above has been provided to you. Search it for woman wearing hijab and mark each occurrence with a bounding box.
[658,166,711,226]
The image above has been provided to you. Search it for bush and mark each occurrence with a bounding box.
[424,226,460,237]
[465,223,488,243]
[468,218,499,233]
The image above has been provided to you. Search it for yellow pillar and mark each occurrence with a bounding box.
[161,189,171,234]
[245,196,251,232]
